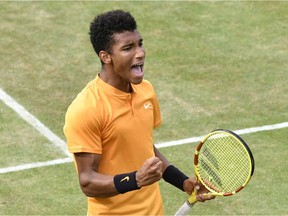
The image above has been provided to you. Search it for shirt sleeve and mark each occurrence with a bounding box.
[64,102,102,154]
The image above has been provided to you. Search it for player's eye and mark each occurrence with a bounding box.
[122,45,133,51]
[123,47,130,51]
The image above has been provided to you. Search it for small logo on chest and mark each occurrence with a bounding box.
[144,103,152,110]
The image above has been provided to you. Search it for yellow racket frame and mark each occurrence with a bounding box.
[188,129,254,204]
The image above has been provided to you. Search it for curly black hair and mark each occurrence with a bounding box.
[89,10,137,57]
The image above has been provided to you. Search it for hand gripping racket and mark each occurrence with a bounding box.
[175,129,255,216]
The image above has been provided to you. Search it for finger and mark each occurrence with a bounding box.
[197,193,215,202]
[147,156,161,164]
[149,159,163,171]
[150,162,163,176]
[154,160,163,168]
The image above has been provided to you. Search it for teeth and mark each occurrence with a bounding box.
[131,63,143,73]
[132,63,143,67]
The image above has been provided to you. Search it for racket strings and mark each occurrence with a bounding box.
[198,133,251,193]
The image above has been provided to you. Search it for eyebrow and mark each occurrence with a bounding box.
[126,38,143,45]
[120,38,143,48]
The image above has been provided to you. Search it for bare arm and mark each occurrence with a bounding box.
[74,152,118,198]
[74,152,163,198]
[153,145,170,172]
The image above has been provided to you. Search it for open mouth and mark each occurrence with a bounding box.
[131,63,144,75]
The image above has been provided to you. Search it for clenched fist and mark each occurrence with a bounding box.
[136,157,163,188]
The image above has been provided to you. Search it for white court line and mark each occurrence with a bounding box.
[0,88,71,157]
[0,158,73,174]
[1,86,288,174]
[155,122,288,148]
[1,121,288,174]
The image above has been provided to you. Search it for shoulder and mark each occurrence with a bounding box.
[65,79,104,123]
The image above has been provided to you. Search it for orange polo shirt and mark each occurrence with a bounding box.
[64,75,164,215]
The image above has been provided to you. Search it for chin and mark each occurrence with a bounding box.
[131,77,144,85]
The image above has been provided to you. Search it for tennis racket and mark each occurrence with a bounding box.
[175,129,255,216]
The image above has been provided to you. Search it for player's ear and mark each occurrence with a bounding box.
[99,50,111,64]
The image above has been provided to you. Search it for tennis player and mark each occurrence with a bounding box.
[64,9,214,215]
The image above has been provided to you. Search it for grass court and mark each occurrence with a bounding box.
[1,1,288,215]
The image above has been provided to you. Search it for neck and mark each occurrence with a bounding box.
[99,70,132,93]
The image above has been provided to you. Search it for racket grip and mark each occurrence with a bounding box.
[174,201,195,216]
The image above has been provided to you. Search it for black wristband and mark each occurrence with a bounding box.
[114,171,141,194]
[162,165,189,191]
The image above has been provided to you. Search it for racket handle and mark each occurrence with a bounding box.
[174,201,195,216]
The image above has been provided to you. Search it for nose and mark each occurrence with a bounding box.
[135,46,145,59]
